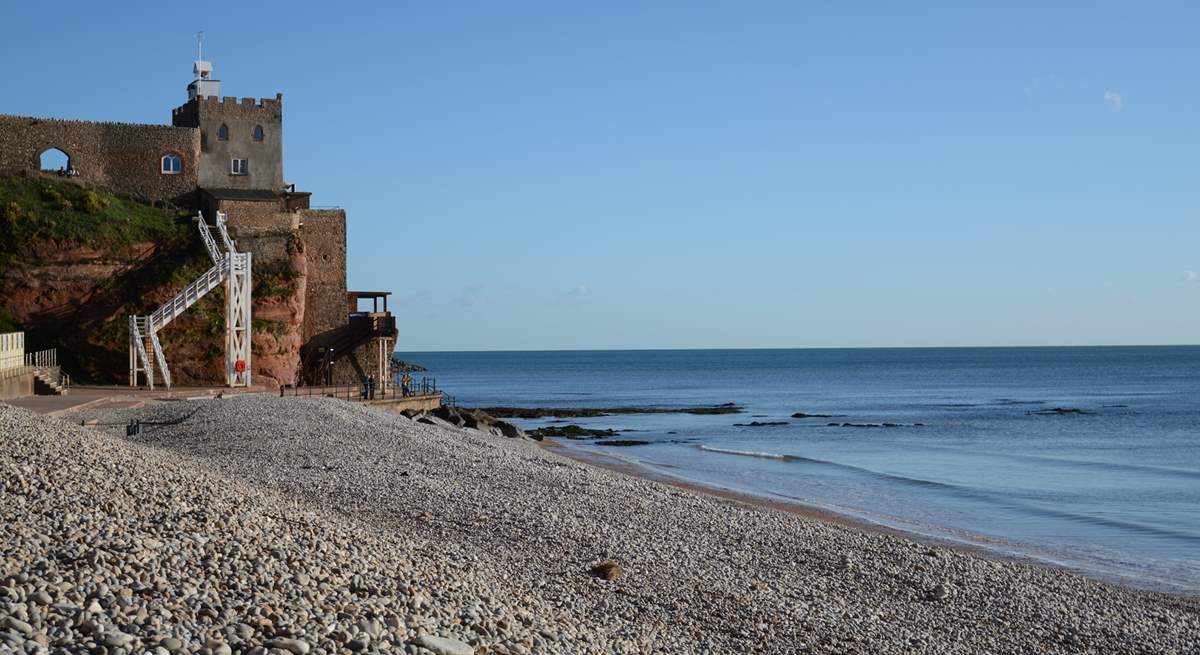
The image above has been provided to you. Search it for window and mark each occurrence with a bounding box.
[253,125,264,142]
[231,158,248,175]
[218,124,229,141]
[161,154,182,175]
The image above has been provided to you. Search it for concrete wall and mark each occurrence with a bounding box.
[173,95,283,192]
[0,372,34,400]
[369,393,443,414]
[0,114,200,204]
[299,209,348,343]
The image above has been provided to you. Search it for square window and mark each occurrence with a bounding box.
[231,158,248,175]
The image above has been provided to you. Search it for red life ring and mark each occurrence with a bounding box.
[234,360,247,373]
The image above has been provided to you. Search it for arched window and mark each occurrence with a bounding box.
[218,124,229,141]
[38,148,70,172]
[253,125,264,142]
[161,154,182,175]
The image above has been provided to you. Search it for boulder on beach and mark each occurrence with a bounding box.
[590,559,623,581]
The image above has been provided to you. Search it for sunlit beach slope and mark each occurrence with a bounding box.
[2,396,1197,653]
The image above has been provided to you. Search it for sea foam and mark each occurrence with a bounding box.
[699,445,795,461]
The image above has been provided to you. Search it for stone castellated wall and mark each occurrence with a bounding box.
[298,209,348,343]
[0,114,199,205]
[173,95,284,193]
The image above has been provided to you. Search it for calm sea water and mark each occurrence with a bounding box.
[395,347,1200,594]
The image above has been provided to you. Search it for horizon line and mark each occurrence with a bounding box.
[393,343,1200,354]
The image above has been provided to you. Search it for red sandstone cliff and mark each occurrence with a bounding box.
[0,237,308,387]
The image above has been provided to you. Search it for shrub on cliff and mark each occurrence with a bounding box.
[82,190,109,214]
[3,200,21,225]
[0,175,188,253]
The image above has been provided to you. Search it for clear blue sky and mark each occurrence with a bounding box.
[3,2,1197,350]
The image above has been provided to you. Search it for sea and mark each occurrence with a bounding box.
[394,346,1200,595]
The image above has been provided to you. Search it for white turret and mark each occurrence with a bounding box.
[188,60,221,100]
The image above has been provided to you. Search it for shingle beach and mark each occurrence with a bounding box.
[1,396,1197,654]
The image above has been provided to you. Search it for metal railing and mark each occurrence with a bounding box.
[280,376,440,403]
[24,349,56,368]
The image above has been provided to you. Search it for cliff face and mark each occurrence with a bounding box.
[0,236,309,387]
[0,174,315,387]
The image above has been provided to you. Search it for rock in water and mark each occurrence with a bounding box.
[414,635,473,655]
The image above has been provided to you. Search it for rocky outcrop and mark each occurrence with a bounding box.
[247,244,307,387]
[527,424,621,439]
[481,403,744,419]
[404,405,530,440]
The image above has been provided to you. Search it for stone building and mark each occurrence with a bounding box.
[0,60,396,388]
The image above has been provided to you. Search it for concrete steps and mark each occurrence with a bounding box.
[33,367,67,396]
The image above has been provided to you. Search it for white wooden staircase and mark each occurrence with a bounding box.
[129,212,252,389]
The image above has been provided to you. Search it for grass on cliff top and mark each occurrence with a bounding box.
[0,174,190,253]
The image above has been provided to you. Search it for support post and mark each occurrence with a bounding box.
[225,251,253,387]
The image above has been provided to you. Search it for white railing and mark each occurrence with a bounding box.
[130,212,248,389]
[0,331,23,372]
[25,349,56,369]
[148,259,227,330]
[216,211,237,253]
[149,329,170,388]
[197,213,223,264]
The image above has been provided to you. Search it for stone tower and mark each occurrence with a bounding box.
[172,61,284,193]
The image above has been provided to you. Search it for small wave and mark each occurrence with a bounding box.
[698,445,797,461]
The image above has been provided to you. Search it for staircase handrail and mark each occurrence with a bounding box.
[215,212,237,253]
[196,213,223,265]
[149,329,170,389]
[147,257,228,330]
[130,316,152,384]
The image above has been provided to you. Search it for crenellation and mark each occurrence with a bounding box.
[2,113,199,132]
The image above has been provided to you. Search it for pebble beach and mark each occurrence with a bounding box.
[2,395,1198,654]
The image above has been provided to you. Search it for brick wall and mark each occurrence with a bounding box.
[0,114,199,205]
[299,209,348,343]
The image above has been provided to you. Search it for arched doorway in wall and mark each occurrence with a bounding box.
[38,148,71,173]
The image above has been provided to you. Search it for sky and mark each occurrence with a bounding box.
[2,2,1197,350]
